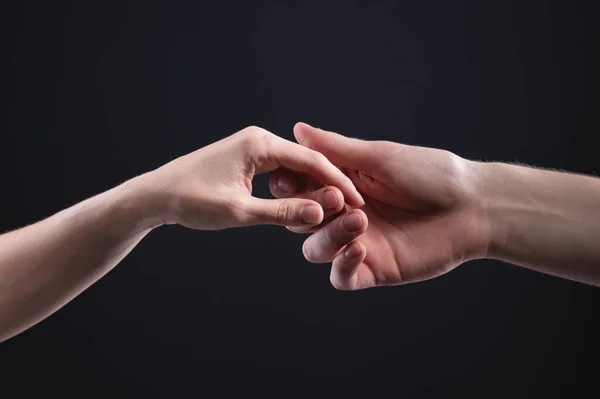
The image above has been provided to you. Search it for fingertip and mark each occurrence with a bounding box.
[337,173,364,207]
[302,238,318,263]
[344,241,365,259]
[318,187,344,213]
[300,202,324,226]
[341,209,368,234]
[293,122,316,146]
[269,169,299,198]
[330,241,365,291]
[349,191,366,207]
[293,121,306,132]
[275,176,295,195]
[293,122,305,144]
[286,225,316,234]
[294,121,313,132]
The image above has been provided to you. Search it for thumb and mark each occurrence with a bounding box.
[240,196,324,227]
[293,122,379,170]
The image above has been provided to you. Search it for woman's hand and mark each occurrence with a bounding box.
[141,126,364,230]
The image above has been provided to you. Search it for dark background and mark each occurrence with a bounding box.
[1,1,599,397]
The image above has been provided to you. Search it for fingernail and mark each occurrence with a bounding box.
[275,176,293,193]
[320,190,339,211]
[341,212,363,232]
[301,204,322,224]
[344,243,361,259]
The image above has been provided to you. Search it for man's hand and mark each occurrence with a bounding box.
[270,123,490,290]
[140,126,364,230]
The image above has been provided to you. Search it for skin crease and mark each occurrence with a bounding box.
[0,126,364,342]
[148,126,364,230]
[4,121,600,342]
[270,122,490,290]
[274,123,600,291]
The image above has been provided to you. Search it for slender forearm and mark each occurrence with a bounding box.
[0,126,358,341]
[0,176,162,342]
[477,162,600,285]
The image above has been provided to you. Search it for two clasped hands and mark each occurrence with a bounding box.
[150,122,487,290]
[3,121,600,342]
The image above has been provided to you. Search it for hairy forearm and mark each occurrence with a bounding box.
[0,176,162,342]
[477,162,600,285]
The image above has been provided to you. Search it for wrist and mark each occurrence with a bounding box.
[113,174,170,231]
[471,161,519,261]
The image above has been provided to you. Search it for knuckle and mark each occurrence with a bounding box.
[237,126,275,164]
[317,188,344,213]
[238,126,269,147]
[242,126,269,140]
[444,150,464,178]
[275,200,294,225]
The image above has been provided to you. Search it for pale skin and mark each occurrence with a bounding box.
[0,126,364,343]
[3,122,600,343]
[272,123,600,290]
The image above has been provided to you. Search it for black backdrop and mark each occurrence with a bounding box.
[1,1,599,397]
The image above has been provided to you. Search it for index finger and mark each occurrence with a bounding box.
[267,136,365,207]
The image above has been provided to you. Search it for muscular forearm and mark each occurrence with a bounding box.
[0,175,161,342]
[477,161,600,285]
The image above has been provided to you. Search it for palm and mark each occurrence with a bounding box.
[285,121,490,289]
[353,194,474,285]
